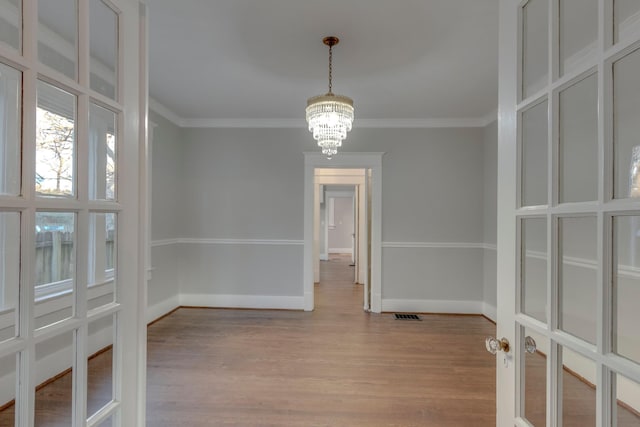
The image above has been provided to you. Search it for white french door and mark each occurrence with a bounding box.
[497,0,640,426]
[0,0,146,425]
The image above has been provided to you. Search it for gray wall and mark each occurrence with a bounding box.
[171,126,488,310]
[328,197,354,252]
[147,110,184,320]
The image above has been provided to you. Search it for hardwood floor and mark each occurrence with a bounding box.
[146,255,497,426]
[2,254,638,425]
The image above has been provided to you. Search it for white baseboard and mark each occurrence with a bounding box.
[146,295,180,324]
[482,303,497,322]
[328,248,352,254]
[180,294,305,310]
[381,299,484,315]
[320,253,329,261]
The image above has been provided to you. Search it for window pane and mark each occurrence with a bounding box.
[0,0,21,50]
[522,0,548,98]
[96,415,114,427]
[88,213,115,311]
[522,328,546,426]
[559,74,598,203]
[38,0,77,80]
[0,353,17,426]
[36,81,76,197]
[559,0,598,77]
[612,371,640,426]
[559,346,597,426]
[0,212,19,343]
[87,315,114,418]
[521,217,547,322]
[35,212,75,329]
[35,331,74,426]
[90,0,118,99]
[0,63,21,196]
[521,101,548,207]
[613,215,640,365]
[89,104,116,200]
[558,217,597,344]
[613,48,640,199]
[614,0,640,45]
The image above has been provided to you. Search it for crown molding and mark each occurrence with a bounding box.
[480,109,498,127]
[148,98,499,129]
[148,97,186,127]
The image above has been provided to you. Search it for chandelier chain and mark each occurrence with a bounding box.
[328,44,333,94]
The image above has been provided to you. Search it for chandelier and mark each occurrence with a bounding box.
[306,36,354,159]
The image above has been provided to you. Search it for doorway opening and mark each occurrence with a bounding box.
[303,152,383,313]
[318,177,363,308]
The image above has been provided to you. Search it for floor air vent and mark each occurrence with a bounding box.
[394,313,421,321]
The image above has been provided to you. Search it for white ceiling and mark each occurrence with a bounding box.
[145,0,499,125]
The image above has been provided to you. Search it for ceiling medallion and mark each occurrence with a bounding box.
[305,36,354,159]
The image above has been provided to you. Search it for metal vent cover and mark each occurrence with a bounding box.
[394,313,421,321]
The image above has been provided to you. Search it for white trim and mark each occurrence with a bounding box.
[180,238,303,246]
[328,247,353,254]
[304,152,384,313]
[481,109,499,127]
[381,299,484,315]
[523,250,640,280]
[150,238,304,247]
[483,303,497,322]
[179,294,304,310]
[181,117,494,129]
[148,97,185,127]
[150,238,181,247]
[146,295,180,324]
[382,241,488,249]
[144,98,499,129]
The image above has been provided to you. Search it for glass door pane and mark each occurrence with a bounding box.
[0,353,17,425]
[559,0,598,77]
[522,328,547,426]
[87,315,115,418]
[36,81,77,198]
[0,0,21,51]
[613,47,640,200]
[521,100,549,207]
[35,212,75,329]
[558,216,598,344]
[89,104,117,201]
[521,217,547,322]
[614,0,640,45]
[559,74,598,203]
[612,215,640,364]
[35,331,75,425]
[90,0,118,99]
[560,346,597,426]
[0,63,21,196]
[38,0,78,80]
[612,371,640,426]
[0,212,19,342]
[522,0,548,98]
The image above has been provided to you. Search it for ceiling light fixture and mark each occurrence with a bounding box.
[306,36,354,159]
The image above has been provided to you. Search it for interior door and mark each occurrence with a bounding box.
[496,0,640,426]
[0,0,145,425]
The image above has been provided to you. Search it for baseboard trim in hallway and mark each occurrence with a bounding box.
[381,298,484,314]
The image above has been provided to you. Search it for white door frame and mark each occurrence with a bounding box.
[303,152,383,312]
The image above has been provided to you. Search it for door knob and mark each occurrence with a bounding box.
[485,336,510,354]
[524,336,537,354]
